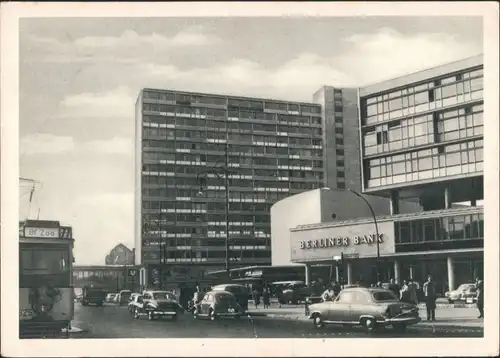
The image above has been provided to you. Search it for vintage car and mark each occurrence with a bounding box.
[116,290,132,306]
[445,283,477,303]
[193,290,244,321]
[308,287,421,333]
[128,293,143,313]
[105,293,116,303]
[211,284,249,312]
[132,290,183,321]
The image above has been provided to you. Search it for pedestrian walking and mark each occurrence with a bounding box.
[262,288,270,309]
[252,288,260,309]
[275,286,284,308]
[423,275,437,321]
[475,277,484,318]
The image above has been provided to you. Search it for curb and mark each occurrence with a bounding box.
[251,313,483,331]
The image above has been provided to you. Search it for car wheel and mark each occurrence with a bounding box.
[361,317,377,334]
[209,309,216,321]
[393,323,407,333]
[312,314,324,329]
[148,311,155,321]
[171,314,177,321]
[448,299,454,304]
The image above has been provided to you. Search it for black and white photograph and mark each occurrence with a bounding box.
[1,2,499,357]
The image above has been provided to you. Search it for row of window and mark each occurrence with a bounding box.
[142,103,320,121]
[143,90,322,114]
[395,213,484,244]
[362,71,483,125]
[143,137,322,150]
[143,250,270,261]
[363,104,483,155]
[143,125,322,139]
[144,237,268,247]
[74,271,124,279]
[366,140,483,187]
[142,190,293,202]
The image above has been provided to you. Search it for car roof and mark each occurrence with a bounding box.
[213,284,245,288]
[341,287,392,294]
[144,290,173,294]
[206,290,233,296]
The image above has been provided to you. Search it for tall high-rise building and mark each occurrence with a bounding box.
[313,86,361,191]
[134,90,325,288]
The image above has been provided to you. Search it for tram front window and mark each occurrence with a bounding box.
[20,245,70,286]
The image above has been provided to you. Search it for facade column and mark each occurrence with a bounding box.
[389,190,400,215]
[409,266,415,280]
[335,266,340,282]
[346,261,353,285]
[394,260,401,285]
[444,186,452,209]
[304,264,311,286]
[447,257,455,292]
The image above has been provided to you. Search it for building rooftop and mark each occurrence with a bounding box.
[139,87,322,106]
[359,54,483,97]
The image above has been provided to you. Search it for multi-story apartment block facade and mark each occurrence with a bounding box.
[135,90,325,288]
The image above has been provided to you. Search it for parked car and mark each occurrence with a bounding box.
[282,281,311,304]
[445,283,477,303]
[105,293,117,303]
[133,290,183,321]
[211,284,249,312]
[193,290,244,321]
[308,287,421,333]
[116,290,132,306]
[128,293,143,314]
[81,286,107,307]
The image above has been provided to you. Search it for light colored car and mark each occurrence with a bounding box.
[133,290,183,321]
[308,287,421,333]
[445,283,477,303]
[193,290,244,321]
[105,293,116,303]
[128,293,143,314]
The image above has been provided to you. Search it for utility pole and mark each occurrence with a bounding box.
[348,189,380,283]
[20,177,41,220]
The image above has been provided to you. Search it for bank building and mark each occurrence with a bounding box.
[272,55,484,294]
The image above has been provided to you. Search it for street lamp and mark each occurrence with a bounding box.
[348,189,381,282]
[196,143,235,280]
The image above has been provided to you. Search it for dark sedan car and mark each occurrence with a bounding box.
[308,287,421,333]
[193,290,244,321]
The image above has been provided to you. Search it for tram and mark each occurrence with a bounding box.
[19,220,75,338]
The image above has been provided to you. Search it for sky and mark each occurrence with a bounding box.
[18,17,483,265]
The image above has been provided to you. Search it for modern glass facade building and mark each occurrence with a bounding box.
[285,55,484,294]
[357,54,484,288]
[135,89,326,288]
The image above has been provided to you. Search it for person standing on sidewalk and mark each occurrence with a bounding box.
[475,277,484,318]
[262,287,270,309]
[252,287,260,309]
[423,275,437,321]
[388,278,400,297]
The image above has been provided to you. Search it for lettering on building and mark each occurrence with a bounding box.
[299,234,384,250]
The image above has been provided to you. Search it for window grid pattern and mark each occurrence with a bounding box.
[139,92,324,265]
[362,68,483,125]
[366,139,483,188]
[395,213,484,244]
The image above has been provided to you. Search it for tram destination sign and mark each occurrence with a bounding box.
[19,225,72,239]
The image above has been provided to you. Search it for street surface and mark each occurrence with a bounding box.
[69,302,483,339]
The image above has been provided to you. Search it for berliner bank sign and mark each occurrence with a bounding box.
[290,221,395,262]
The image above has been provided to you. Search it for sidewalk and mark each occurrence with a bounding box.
[247,306,484,330]
[255,298,477,309]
